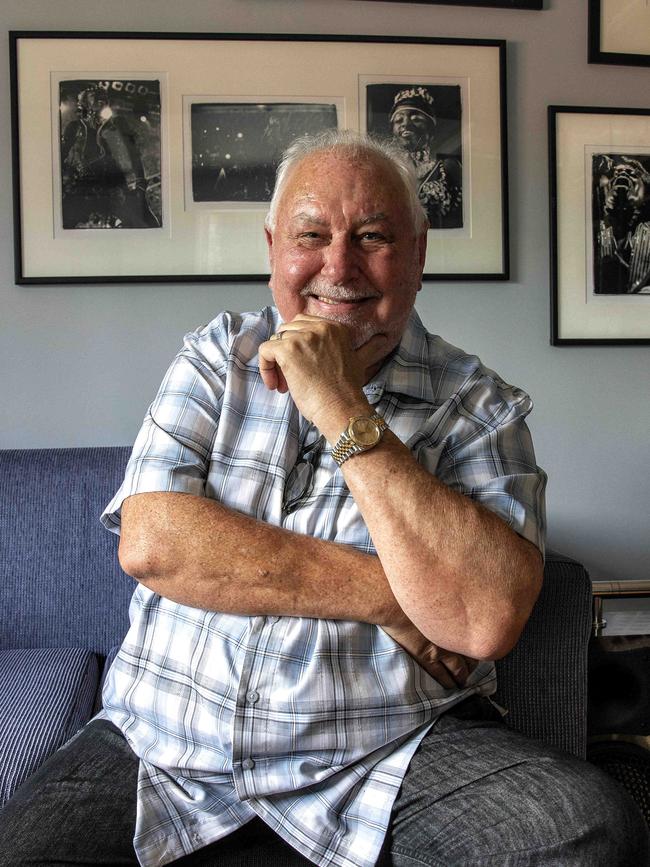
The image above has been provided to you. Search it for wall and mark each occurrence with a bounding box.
[1,0,648,581]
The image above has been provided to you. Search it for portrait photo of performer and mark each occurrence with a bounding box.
[592,153,650,294]
[367,83,463,229]
[59,79,162,230]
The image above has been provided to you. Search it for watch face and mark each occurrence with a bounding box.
[349,417,381,447]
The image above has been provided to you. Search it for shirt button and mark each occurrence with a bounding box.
[247,690,260,704]
[267,616,280,625]
[242,757,255,770]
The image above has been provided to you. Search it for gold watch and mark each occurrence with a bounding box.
[331,413,388,467]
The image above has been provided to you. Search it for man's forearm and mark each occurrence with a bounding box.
[286,378,542,661]
[258,316,544,662]
[119,490,477,688]
[118,491,397,626]
[335,428,543,661]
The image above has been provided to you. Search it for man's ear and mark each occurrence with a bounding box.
[417,228,428,277]
[265,226,274,261]
[265,226,275,289]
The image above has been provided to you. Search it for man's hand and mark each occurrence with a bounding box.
[383,614,478,689]
[258,315,388,438]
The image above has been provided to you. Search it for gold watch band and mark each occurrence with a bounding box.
[331,413,387,467]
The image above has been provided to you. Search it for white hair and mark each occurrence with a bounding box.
[264,129,428,233]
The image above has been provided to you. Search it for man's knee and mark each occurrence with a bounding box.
[499,753,648,866]
[391,727,648,866]
[0,720,139,867]
[566,759,648,865]
[0,789,48,867]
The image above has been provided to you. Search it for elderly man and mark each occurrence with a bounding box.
[0,131,645,866]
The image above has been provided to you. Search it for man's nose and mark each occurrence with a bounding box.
[321,237,359,283]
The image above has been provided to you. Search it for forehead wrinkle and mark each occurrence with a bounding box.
[358,213,389,226]
[289,209,328,226]
[288,209,392,229]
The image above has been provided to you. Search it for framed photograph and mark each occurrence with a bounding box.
[548,106,650,345]
[588,0,650,67]
[187,100,339,205]
[10,32,508,283]
[57,77,163,231]
[365,82,464,230]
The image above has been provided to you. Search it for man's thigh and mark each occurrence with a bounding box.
[0,718,139,866]
[388,700,648,867]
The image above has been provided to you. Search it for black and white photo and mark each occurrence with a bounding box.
[592,153,650,294]
[11,33,506,282]
[549,105,650,345]
[191,102,338,203]
[366,83,463,229]
[59,78,162,229]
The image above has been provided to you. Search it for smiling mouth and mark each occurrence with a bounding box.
[314,294,371,305]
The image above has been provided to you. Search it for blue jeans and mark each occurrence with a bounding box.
[387,697,648,865]
[0,700,647,866]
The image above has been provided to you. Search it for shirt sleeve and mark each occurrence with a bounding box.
[100,319,229,535]
[417,368,547,555]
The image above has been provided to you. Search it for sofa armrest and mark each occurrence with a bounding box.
[494,551,592,758]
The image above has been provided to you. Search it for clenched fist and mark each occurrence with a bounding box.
[258,314,389,441]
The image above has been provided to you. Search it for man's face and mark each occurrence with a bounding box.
[391,108,435,152]
[601,160,647,214]
[266,150,427,365]
[78,90,110,124]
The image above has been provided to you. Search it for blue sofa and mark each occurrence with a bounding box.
[0,446,594,861]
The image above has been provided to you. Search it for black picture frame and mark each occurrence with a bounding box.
[588,0,650,67]
[549,105,650,346]
[10,32,508,284]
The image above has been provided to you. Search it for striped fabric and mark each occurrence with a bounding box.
[0,647,99,805]
[100,306,546,867]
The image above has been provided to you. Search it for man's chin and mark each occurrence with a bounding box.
[299,298,401,355]
[320,314,379,350]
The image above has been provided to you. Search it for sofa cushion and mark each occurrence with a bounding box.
[0,648,99,806]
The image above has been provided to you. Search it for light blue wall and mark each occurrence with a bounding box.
[1,0,648,581]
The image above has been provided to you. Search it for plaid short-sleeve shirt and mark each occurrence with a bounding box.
[100,307,546,867]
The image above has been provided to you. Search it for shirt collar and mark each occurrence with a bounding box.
[363,309,435,406]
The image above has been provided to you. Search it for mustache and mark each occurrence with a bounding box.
[299,281,381,302]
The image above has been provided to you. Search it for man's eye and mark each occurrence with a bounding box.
[359,232,386,243]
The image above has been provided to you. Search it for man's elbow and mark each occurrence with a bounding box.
[475,614,530,661]
[118,531,167,586]
[477,553,544,661]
